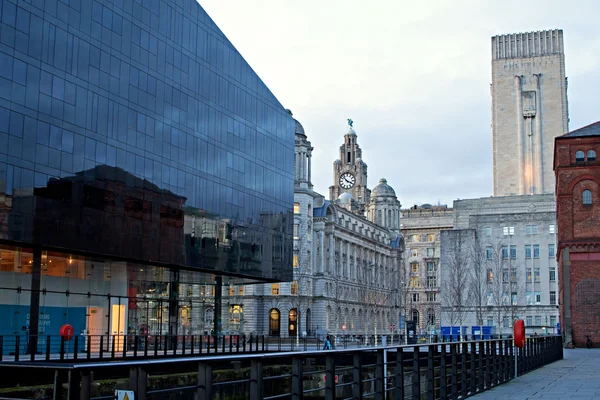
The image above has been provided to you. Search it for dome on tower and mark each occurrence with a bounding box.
[371,178,396,198]
[346,125,356,136]
[334,159,342,165]
[294,119,305,136]
[337,192,354,205]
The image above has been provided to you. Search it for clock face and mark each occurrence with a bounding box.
[339,172,356,189]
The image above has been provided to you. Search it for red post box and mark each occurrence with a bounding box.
[514,319,525,348]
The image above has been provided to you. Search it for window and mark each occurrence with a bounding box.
[410,262,419,274]
[549,224,555,234]
[534,267,540,282]
[487,269,493,284]
[533,244,540,259]
[550,316,557,327]
[510,245,517,259]
[526,316,533,326]
[293,202,300,214]
[427,262,436,273]
[410,234,419,242]
[525,245,532,258]
[426,292,437,302]
[550,290,556,305]
[412,293,419,302]
[526,292,532,305]
[486,293,493,306]
[535,316,542,326]
[293,252,299,268]
[293,224,300,239]
[239,286,245,296]
[550,267,556,282]
[535,291,541,304]
[583,190,592,205]
[526,225,538,235]
[411,248,418,257]
[486,246,493,260]
[427,276,437,288]
[510,227,515,235]
[503,226,508,236]
[502,269,509,282]
[526,268,532,282]
[576,150,585,162]
[502,292,509,305]
[511,268,517,282]
[487,317,494,327]
[485,227,492,237]
[501,245,508,259]
[588,150,597,161]
[409,276,420,288]
[503,316,510,328]
[511,292,518,305]
[549,244,555,258]
[291,281,298,295]
[427,234,435,242]
[228,285,235,296]
[426,248,435,257]
[271,283,280,295]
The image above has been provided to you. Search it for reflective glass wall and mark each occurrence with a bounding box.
[0,0,294,344]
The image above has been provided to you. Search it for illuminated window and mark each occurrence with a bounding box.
[293,252,299,268]
[238,286,245,296]
[410,262,419,274]
[293,224,300,239]
[409,276,420,288]
[427,234,435,242]
[411,248,418,257]
[271,283,280,295]
[291,281,298,295]
[294,202,300,214]
[486,269,493,284]
[228,285,234,296]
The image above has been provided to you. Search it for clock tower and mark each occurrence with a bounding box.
[329,120,370,212]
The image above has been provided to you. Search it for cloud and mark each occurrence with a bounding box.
[199,0,600,207]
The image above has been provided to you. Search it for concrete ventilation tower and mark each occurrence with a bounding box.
[491,29,569,196]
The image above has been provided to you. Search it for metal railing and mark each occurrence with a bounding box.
[0,336,563,399]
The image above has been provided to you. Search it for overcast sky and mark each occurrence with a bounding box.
[199,0,599,209]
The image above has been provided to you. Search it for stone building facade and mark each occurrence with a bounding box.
[491,29,569,196]
[400,205,454,335]
[442,196,560,335]
[240,120,403,338]
[554,121,600,347]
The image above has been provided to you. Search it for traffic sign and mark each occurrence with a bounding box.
[115,390,135,400]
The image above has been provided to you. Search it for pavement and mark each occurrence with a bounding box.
[471,349,600,399]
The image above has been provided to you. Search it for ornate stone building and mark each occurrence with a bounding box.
[554,121,600,347]
[491,29,569,196]
[240,119,403,338]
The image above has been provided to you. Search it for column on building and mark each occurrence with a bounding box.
[319,230,325,274]
[328,231,335,274]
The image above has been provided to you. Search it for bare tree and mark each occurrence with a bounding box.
[468,232,489,333]
[440,230,471,340]
[289,250,312,344]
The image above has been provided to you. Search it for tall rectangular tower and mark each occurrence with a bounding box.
[491,29,569,196]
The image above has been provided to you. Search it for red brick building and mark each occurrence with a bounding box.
[554,121,600,347]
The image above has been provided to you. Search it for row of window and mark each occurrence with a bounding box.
[407,233,436,243]
[499,315,557,329]
[410,248,436,257]
[575,150,596,163]
[485,290,555,306]
[486,267,556,283]
[410,292,437,303]
[492,224,555,237]
[485,244,555,259]
[408,275,437,288]
[409,261,437,274]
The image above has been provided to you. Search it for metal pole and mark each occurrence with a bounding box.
[514,345,518,378]
[383,347,387,394]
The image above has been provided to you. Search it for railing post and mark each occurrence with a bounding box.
[412,346,420,400]
[395,348,404,400]
[291,356,304,400]
[47,336,52,361]
[325,354,336,400]
[68,369,81,400]
[450,343,457,398]
[477,341,484,392]
[490,339,496,386]
[122,335,127,358]
[86,336,91,360]
[376,349,385,400]
[197,362,212,400]
[458,342,466,397]
[15,335,20,362]
[250,359,264,400]
[60,336,65,361]
[484,341,491,389]
[439,344,447,399]
[74,336,79,360]
[99,335,104,359]
[426,346,434,400]
[129,367,147,400]
[80,370,91,400]
[469,341,476,394]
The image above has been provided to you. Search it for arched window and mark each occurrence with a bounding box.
[288,309,297,336]
[427,309,436,328]
[269,308,280,336]
[411,309,419,325]
[293,202,300,214]
[588,150,597,161]
[583,190,592,205]
[306,308,311,334]
[576,150,585,162]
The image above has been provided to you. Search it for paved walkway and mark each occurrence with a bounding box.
[472,349,600,399]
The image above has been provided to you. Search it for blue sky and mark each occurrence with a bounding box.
[200,0,599,208]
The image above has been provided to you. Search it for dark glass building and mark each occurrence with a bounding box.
[0,0,294,349]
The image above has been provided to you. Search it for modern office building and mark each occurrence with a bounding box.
[554,121,600,347]
[491,30,569,196]
[0,0,295,352]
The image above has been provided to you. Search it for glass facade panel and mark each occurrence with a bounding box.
[0,0,294,346]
